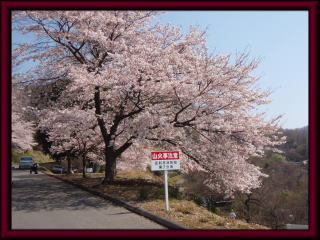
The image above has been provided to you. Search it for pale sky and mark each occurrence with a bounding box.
[156,11,308,129]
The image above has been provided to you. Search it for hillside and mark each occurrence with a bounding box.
[278,126,308,162]
[235,152,308,229]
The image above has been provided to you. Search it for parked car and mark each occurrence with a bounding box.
[52,165,67,174]
[19,156,33,169]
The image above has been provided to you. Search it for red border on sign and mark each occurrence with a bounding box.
[151,151,180,160]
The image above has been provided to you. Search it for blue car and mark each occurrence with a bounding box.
[52,165,67,174]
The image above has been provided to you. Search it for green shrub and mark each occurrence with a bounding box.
[190,193,205,206]
[207,215,217,221]
[153,170,163,177]
[213,207,222,216]
[271,153,287,162]
[153,186,182,200]
[95,164,105,173]
[155,187,164,198]
[169,187,182,200]
[169,170,181,178]
[138,186,152,201]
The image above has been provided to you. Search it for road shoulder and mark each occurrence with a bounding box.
[43,171,187,230]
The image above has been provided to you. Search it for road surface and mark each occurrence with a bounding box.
[11,169,166,229]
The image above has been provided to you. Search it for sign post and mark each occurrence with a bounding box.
[164,170,169,211]
[151,151,180,211]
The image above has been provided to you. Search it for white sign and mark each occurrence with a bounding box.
[151,159,180,171]
[151,151,181,211]
[150,151,180,171]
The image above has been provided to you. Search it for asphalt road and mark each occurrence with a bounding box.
[11,169,166,229]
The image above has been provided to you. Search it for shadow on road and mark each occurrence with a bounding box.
[12,170,113,213]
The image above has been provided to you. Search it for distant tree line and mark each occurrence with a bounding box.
[181,126,309,229]
[279,126,308,162]
[232,153,308,229]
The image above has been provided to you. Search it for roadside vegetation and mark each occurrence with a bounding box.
[55,170,268,229]
[12,150,54,165]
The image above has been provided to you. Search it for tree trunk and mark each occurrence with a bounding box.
[82,154,86,178]
[94,86,135,185]
[244,196,251,223]
[67,156,72,174]
[102,150,117,184]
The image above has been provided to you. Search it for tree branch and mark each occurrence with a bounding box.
[114,136,136,157]
[94,86,109,141]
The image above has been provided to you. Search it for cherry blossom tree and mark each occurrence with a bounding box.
[39,108,103,177]
[12,112,36,152]
[13,11,285,196]
[11,85,36,152]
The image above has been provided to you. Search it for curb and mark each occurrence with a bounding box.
[42,171,187,230]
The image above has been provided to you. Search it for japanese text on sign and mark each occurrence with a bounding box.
[151,151,179,160]
[151,151,180,171]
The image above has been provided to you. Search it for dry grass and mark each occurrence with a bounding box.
[137,199,268,229]
[56,170,269,230]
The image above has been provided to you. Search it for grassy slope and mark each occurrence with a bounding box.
[12,150,54,164]
[58,170,268,230]
[12,150,56,173]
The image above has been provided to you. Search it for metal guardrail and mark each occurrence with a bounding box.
[285,224,308,230]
